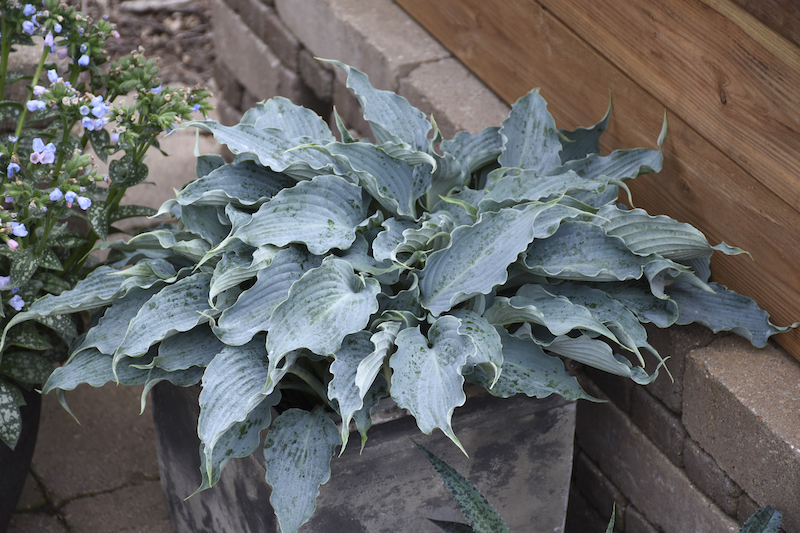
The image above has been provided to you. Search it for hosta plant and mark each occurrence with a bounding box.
[9,60,794,532]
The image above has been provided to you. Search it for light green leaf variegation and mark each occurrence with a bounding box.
[263,407,340,533]
[389,316,473,453]
[0,379,25,449]
[230,174,367,254]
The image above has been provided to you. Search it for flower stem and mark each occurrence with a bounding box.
[12,46,49,153]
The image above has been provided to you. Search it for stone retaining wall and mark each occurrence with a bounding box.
[208,0,800,531]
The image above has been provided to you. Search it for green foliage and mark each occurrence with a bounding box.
[0,0,210,449]
[24,60,795,532]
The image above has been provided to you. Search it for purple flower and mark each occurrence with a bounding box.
[93,118,107,130]
[110,132,120,144]
[65,191,77,204]
[22,21,35,34]
[26,100,46,112]
[29,152,42,164]
[81,117,95,131]
[40,151,55,164]
[91,104,108,118]
[193,103,201,112]
[57,48,68,60]
[0,276,9,290]
[79,105,90,116]
[150,85,162,94]
[33,85,46,96]
[11,222,28,237]
[76,196,92,210]
[47,69,58,84]
[23,4,36,16]
[6,239,18,251]
[77,54,90,66]
[80,44,88,53]
[6,163,20,178]
[4,197,13,203]
[44,142,56,153]
[44,32,54,49]
[8,136,17,143]
[112,30,120,39]
[49,188,63,201]
[54,23,62,34]
[9,294,25,311]
[32,138,45,152]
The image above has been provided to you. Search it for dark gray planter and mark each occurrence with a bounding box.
[0,384,41,533]
[152,382,576,533]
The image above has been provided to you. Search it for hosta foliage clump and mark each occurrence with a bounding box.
[18,60,793,532]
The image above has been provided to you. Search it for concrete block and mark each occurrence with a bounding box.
[31,384,161,507]
[581,366,634,413]
[630,387,686,467]
[7,513,68,533]
[576,379,739,533]
[683,438,741,517]
[216,99,243,127]
[625,506,660,533]
[573,451,627,529]
[683,335,800,532]
[214,59,244,110]
[736,493,760,525]
[275,0,450,91]
[62,481,171,533]
[565,487,612,533]
[398,58,510,138]
[212,0,282,101]
[644,324,717,412]
[223,0,299,70]
[300,49,334,101]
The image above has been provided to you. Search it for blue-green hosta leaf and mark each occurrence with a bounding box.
[102,229,212,263]
[208,243,276,306]
[185,120,340,180]
[71,286,162,360]
[419,202,576,317]
[42,348,152,395]
[351,374,389,452]
[355,321,401,400]
[198,337,272,468]
[230,174,367,255]
[0,350,53,384]
[469,330,594,401]
[392,211,456,268]
[499,89,562,174]
[372,218,417,262]
[667,282,798,347]
[483,285,621,346]
[114,272,224,365]
[522,221,677,282]
[196,389,282,493]
[0,379,25,449]
[214,246,321,346]
[337,234,400,284]
[597,205,717,261]
[247,97,335,142]
[598,283,678,328]
[179,205,231,246]
[328,331,373,451]
[425,149,464,212]
[440,126,503,176]
[195,153,226,178]
[324,59,431,151]
[448,309,503,388]
[739,506,782,533]
[139,366,205,413]
[557,113,667,181]
[389,316,473,453]
[325,141,429,218]
[149,327,225,371]
[263,407,340,533]
[533,282,658,365]
[478,169,621,212]
[176,160,296,208]
[558,97,611,164]
[544,335,657,385]
[416,442,511,533]
[267,257,380,366]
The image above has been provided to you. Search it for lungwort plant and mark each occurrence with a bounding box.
[9,60,793,532]
[0,0,210,451]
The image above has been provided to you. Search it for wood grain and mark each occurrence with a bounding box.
[727,0,800,49]
[395,0,800,360]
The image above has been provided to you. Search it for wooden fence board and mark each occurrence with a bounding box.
[394,0,800,360]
